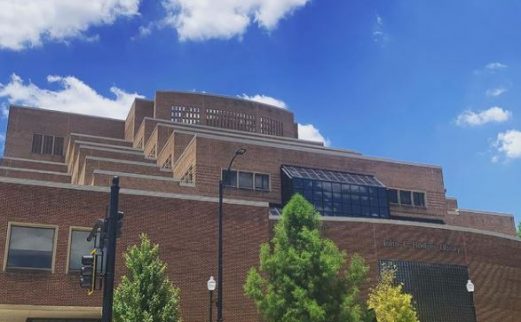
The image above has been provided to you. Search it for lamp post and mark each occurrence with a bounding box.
[207,276,216,322]
[217,147,246,322]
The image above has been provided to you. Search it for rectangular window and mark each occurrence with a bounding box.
[413,192,426,207]
[238,172,254,189]
[387,189,399,204]
[69,229,94,272]
[31,134,43,154]
[42,135,54,154]
[53,137,64,156]
[400,190,412,205]
[222,170,237,187]
[6,224,56,271]
[255,174,269,191]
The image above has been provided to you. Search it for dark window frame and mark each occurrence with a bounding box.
[222,169,271,192]
[67,228,94,273]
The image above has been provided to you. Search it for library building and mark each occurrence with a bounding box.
[0,91,520,322]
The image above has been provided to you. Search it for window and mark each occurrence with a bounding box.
[53,137,64,156]
[255,174,269,191]
[387,189,399,204]
[31,134,64,156]
[31,134,43,153]
[413,192,426,207]
[389,188,426,207]
[68,229,94,272]
[399,190,412,205]
[222,169,270,191]
[5,224,56,271]
[222,170,238,187]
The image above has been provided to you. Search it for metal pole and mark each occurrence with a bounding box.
[217,179,224,322]
[102,176,120,322]
[209,290,213,322]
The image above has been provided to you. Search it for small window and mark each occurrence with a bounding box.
[413,192,426,207]
[69,229,94,272]
[400,190,412,205]
[31,134,43,154]
[255,174,269,191]
[222,170,237,187]
[53,137,64,156]
[239,172,254,189]
[387,189,399,204]
[42,135,54,154]
[6,224,56,271]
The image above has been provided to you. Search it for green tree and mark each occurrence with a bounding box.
[114,234,182,322]
[367,267,419,322]
[517,221,521,238]
[244,194,370,322]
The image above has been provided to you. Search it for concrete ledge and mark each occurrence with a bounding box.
[457,208,514,218]
[93,169,178,182]
[1,157,67,166]
[85,156,157,167]
[79,144,146,156]
[74,140,141,152]
[0,166,70,176]
[70,132,130,143]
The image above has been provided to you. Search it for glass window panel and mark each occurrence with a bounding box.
[341,184,351,193]
[351,194,360,206]
[53,137,64,156]
[400,190,412,205]
[222,170,237,187]
[361,206,371,217]
[360,195,370,206]
[69,230,94,271]
[7,225,55,270]
[332,183,341,193]
[350,185,360,194]
[333,192,342,202]
[322,182,332,192]
[255,174,269,191]
[368,187,377,197]
[42,135,54,154]
[359,186,367,195]
[352,205,361,216]
[388,189,399,204]
[414,192,426,207]
[31,134,42,154]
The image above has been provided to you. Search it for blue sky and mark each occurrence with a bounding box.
[0,0,520,225]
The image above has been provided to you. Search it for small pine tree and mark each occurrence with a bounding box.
[367,267,419,322]
[114,234,182,322]
[244,194,370,322]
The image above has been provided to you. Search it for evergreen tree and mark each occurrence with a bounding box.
[114,234,182,322]
[244,194,370,322]
[367,267,419,322]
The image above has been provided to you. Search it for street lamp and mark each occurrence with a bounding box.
[217,147,246,322]
[207,276,216,322]
[466,279,477,321]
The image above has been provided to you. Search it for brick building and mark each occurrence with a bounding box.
[0,91,520,322]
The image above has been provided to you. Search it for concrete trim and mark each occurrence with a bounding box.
[73,140,141,152]
[85,156,157,167]
[0,166,70,176]
[0,304,101,312]
[93,169,178,182]
[78,144,145,156]
[457,208,514,218]
[269,215,521,242]
[173,134,197,170]
[1,157,67,166]
[0,176,269,207]
[70,132,130,143]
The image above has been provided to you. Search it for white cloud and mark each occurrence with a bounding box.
[161,0,311,41]
[240,94,287,109]
[485,62,508,71]
[0,103,8,118]
[456,106,512,127]
[486,87,507,97]
[298,123,330,146]
[494,130,521,161]
[0,0,140,50]
[372,14,389,45]
[0,74,143,119]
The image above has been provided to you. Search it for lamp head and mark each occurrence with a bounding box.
[207,276,216,291]
[235,148,246,156]
[466,279,475,293]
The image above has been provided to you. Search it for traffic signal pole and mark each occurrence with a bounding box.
[102,176,120,322]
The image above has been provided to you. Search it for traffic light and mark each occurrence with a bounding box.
[80,251,97,294]
[116,211,124,238]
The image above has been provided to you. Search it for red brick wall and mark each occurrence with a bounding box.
[4,107,125,162]
[446,210,516,236]
[0,181,520,321]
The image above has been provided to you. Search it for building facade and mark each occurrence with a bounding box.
[0,91,520,322]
